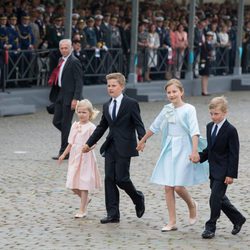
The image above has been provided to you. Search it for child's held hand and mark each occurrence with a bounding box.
[82,144,90,153]
[189,152,200,163]
[136,141,145,152]
[224,176,234,185]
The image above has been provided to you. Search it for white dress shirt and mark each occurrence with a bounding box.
[58,53,71,87]
[109,93,123,118]
[211,118,226,136]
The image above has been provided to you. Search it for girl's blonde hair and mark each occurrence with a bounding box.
[209,96,228,113]
[164,78,184,97]
[75,99,100,120]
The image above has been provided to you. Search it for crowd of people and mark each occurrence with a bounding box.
[1,0,250,87]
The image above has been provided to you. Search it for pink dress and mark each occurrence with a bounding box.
[66,121,101,191]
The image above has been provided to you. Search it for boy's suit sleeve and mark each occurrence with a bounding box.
[227,127,239,178]
[199,147,209,163]
[86,105,109,147]
[131,100,146,140]
[199,123,209,163]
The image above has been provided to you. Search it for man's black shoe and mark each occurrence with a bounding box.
[201,230,215,239]
[232,217,246,235]
[100,216,120,224]
[46,103,55,114]
[52,154,69,160]
[136,191,145,218]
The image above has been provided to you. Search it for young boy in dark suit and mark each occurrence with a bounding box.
[82,72,146,223]
[196,96,246,239]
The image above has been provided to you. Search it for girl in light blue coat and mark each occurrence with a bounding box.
[137,79,208,232]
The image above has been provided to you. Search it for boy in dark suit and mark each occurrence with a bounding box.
[82,72,146,223]
[196,96,246,239]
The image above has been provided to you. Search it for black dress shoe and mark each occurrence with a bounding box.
[201,230,215,239]
[135,191,145,218]
[201,92,211,96]
[231,217,246,235]
[100,216,120,224]
[52,154,69,160]
[46,103,55,115]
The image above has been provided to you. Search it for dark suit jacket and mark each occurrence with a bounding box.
[49,53,83,104]
[73,50,87,73]
[94,26,104,43]
[86,95,146,158]
[194,26,204,48]
[100,23,112,48]
[199,120,239,181]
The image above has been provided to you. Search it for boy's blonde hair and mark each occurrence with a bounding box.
[75,99,100,120]
[106,72,126,87]
[209,96,228,113]
[164,78,184,95]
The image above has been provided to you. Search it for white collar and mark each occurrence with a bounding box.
[62,52,71,61]
[214,118,226,130]
[113,93,123,103]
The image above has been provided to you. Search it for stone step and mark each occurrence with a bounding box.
[136,85,165,101]
[137,86,164,94]
[147,93,166,102]
[137,88,165,100]
[136,82,165,91]
[0,104,36,116]
[125,88,148,102]
[242,78,250,85]
[130,82,165,102]
[231,78,250,91]
[0,96,23,105]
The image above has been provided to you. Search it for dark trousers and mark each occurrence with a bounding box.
[205,178,244,232]
[104,143,142,218]
[52,91,74,154]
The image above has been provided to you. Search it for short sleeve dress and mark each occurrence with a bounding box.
[149,103,208,187]
[66,121,101,191]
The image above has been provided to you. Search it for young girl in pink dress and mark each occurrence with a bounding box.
[58,99,101,218]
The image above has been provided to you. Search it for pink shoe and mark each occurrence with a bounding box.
[74,198,92,218]
[74,212,87,218]
[161,224,178,232]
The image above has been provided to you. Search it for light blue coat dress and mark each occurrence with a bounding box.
[150,103,208,186]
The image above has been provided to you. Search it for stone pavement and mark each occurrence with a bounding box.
[0,91,249,250]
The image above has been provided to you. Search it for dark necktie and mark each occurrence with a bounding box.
[211,124,218,145]
[112,99,117,120]
[48,58,64,86]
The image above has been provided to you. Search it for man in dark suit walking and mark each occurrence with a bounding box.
[49,39,83,159]
[195,96,246,239]
[82,72,146,223]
